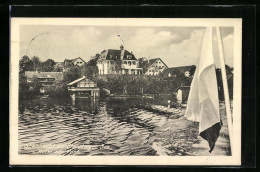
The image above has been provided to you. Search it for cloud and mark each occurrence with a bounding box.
[20,26,234,67]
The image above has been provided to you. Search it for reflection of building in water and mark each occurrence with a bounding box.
[67,76,99,100]
[71,98,99,114]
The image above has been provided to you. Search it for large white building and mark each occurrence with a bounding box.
[97,45,143,75]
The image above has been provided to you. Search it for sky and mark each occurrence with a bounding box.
[20,25,234,68]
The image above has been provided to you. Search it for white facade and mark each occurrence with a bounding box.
[97,46,142,75]
[145,58,168,76]
[73,58,85,67]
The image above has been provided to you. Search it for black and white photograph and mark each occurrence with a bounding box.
[10,18,242,165]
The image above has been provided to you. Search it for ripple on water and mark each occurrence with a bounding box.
[19,98,176,156]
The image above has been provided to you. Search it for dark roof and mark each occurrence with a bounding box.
[25,71,63,81]
[99,49,137,60]
[139,58,168,73]
[64,57,86,64]
[64,59,73,63]
[163,65,196,75]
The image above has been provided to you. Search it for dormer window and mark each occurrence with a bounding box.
[127,55,132,59]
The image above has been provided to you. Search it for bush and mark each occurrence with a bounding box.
[46,84,70,99]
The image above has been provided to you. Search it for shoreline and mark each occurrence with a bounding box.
[147,102,231,156]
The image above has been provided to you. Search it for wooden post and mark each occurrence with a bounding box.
[216,27,233,154]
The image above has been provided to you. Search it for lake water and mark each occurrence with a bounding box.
[18,97,196,156]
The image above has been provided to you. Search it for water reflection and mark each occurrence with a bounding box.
[19,98,162,156]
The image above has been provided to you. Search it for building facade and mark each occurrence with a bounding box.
[67,76,99,99]
[97,45,143,75]
[163,65,196,78]
[24,71,63,93]
[140,58,168,76]
[63,57,86,71]
[176,86,190,104]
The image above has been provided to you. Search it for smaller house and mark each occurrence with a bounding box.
[139,58,168,76]
[163,65,196,78]
[67,76,99,99]
[63,57,86,70]
[25,71,63,93]
[176,86,190,104]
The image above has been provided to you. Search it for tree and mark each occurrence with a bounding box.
[41,59,56,72]
[19,55,33,73]
[189,65,196,77]
[31,56,41,71]
[115,59,122,73]
[82,57,99,78]
[63,66,82,84]
[19,74,30,99]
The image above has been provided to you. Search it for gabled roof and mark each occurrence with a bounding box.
[64,57,86,64]
[67,76,95,86]
[25,71,63,81]
[99,49,137,60]
[139,58,168,73]
[163,65,196,75]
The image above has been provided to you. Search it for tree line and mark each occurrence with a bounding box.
[19,55,233,101]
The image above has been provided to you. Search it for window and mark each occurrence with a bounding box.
[124,61,127,64]
[107,61,110,64]
[133,61,136,65]
[128,61,131,66]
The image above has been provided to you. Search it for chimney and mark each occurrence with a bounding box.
[120,45,124,51]
[120,45,125,60]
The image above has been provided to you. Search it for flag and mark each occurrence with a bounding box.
[185,27,222,153]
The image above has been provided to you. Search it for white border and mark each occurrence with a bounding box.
[10,18,242,165]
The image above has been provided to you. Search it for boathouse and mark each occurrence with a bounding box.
[67,76,99,99]
[176,86,190,104]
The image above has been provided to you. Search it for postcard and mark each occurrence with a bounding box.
[10,18,242,165]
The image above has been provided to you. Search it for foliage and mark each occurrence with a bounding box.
[41,59,56,72]
[46,84,70,99]
[63,65,82,84]
[31,56,41,71]
[188,65,196,77]
[19,55,56,73]
[19,55,33,73]
[82,57,98,79]
[19,74,30,99]
[19,74,41,100]
[216,65,233,101]
[115,59,122,73]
